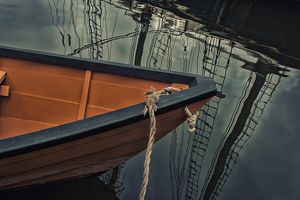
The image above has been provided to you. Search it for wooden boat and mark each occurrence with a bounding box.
[0,46,216,190]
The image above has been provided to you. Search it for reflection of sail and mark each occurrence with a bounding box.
[129,22,140,65]
[185,36,232,200]
[169,125,192,200]
[47,0,69,54]
[147,15,234,199]
[146,16,172,69]
[47,0,88,55]
[47,0,122,60]
[142,8,235,200]
[146,12,187,70]
[200,58,288,200]
[133,5,152,66]
[86,0,103,60]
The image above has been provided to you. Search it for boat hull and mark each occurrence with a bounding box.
[0,46,216,190]
[0,99,210,190]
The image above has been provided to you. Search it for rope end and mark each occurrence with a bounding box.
[188,128,196,133]
[186,110,199,133]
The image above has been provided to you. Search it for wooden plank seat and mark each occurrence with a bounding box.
[0,70,9,97]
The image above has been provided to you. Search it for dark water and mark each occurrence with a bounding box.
[1,0,300,199]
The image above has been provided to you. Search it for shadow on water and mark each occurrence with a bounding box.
[0,177,119,200]
[0,0,299,199]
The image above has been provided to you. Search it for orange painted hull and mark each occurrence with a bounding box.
[0,46,216,190]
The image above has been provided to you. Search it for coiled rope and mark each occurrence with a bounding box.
[139,87,199,200]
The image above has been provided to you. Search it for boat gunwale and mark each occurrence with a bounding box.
[0,46,217,159]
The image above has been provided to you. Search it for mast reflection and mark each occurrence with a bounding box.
[200,58,288,200]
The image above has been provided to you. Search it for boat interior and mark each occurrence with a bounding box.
[0,57,188,140]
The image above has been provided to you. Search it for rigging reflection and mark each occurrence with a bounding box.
[46,0,291,199]
[199,59,288,200]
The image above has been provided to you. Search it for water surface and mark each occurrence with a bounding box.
[1,0,300,199]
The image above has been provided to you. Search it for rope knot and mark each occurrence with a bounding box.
[184,107,199,132]
[142,87,181,116]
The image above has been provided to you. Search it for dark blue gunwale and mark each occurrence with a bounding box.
[0,46,217,159]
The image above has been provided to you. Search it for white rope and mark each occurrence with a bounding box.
[139,87,198,200]
[184,107,199,133]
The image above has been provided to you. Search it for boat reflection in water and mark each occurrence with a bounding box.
[1,0,298,199]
